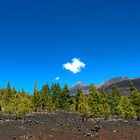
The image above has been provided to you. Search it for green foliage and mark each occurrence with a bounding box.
[78,93,90,118]
[38,83,50,110]
[21,88,26,96]
[60,84,70,110]
[32,83,40,111]
[117,96,136,119]
[45,95,56,112]
[89,83,98,95]
[69,97,77,112]
[63,99,70,112]
[0,80,139,120]
[39,91,47,110]
[51,83,62,108]
[88,84,102,117]
[6,81,11,96]
[74,88,83,111]
[129,81,137,93]
[108,84,121,115]
[101,103,111,118]
[75,88,82,102]
[88,93,100,117]
[41,83,50,95]
[129,90,140,120]
[5,92,33,117]
[100,93,111,117]
[32,82,56,112]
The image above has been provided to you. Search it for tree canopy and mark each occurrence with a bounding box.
[0,81,139,120]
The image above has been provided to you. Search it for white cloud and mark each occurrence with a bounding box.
[63,58,86,74]
[55,77,60,81]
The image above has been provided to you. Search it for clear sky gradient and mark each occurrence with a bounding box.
[0,0,140,93]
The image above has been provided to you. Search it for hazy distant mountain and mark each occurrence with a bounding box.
[70,81,89,95]
[103,78,140,95]
[70,77,140,96]
[96,77,129,89]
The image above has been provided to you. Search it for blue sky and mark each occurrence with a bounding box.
[0,0,140,93]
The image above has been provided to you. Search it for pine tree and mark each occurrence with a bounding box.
[62,84,70,98]
[32,82,40,111]
[101,103,111,118]
[89,83,98,94]
[51,83,62,109]
[69,97,77,112]
[39,83,50,110]
[78,92,90,122]
[129,81,137,93]
[108,84,121,115]
[6,81,11,95]
[60,84,70,110]
[74,88,82,111]
[21,88,26,96]
[100,92,111,118]
[63,99,70,112]
[33,82,37,95]
[5,81,11,100]
[75,88,82,102]
[129,90,140,120]
[117,96,136,119]
[16,93,33,117]
[41,83,50,96]
[88,96,101,117]
[5,92,33,117]
[87,84,102,117]
[46,95,56,112]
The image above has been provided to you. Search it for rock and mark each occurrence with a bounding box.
[35,121,39,125]
[12,136,17,139]
[77,128,82,132]
[61,127,64,130]
[123,120,128,123]
[91,128,95,132]
[49,135,53,138]
[113,130,119,133]
[84,132,93,137]
[19,126,25,130]
[91,125,102,132]
[95,125,102,129]
[94,133,99,138]
[20,134,33,139]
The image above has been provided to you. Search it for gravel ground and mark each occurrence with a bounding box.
[0,112,140,140]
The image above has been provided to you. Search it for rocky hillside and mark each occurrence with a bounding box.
[70,81,89,95]
[70,77,140,95]
[103,78,140,95]
[96,77,129,89]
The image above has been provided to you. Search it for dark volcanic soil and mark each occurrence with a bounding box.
[0,112,140,140]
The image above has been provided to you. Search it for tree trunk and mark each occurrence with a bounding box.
[82,115,87,122]
[82,115,85,122]
[137,115,140,121]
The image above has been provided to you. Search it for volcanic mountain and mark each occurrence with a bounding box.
[70,81,89,95]
[102,77,140,95]
[70,77,140,95]
[96,77,129,89]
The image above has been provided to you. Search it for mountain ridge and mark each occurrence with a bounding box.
[70,77,140,95]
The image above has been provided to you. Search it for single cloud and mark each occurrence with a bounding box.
[63,58,86,74]
[55,77,60,81]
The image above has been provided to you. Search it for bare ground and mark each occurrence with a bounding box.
[0,112,140,140]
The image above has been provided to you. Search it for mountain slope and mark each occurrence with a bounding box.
[70,81,89,95]
[70,77,140,96]
[96,77,129,89]
[104,78,140,95]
